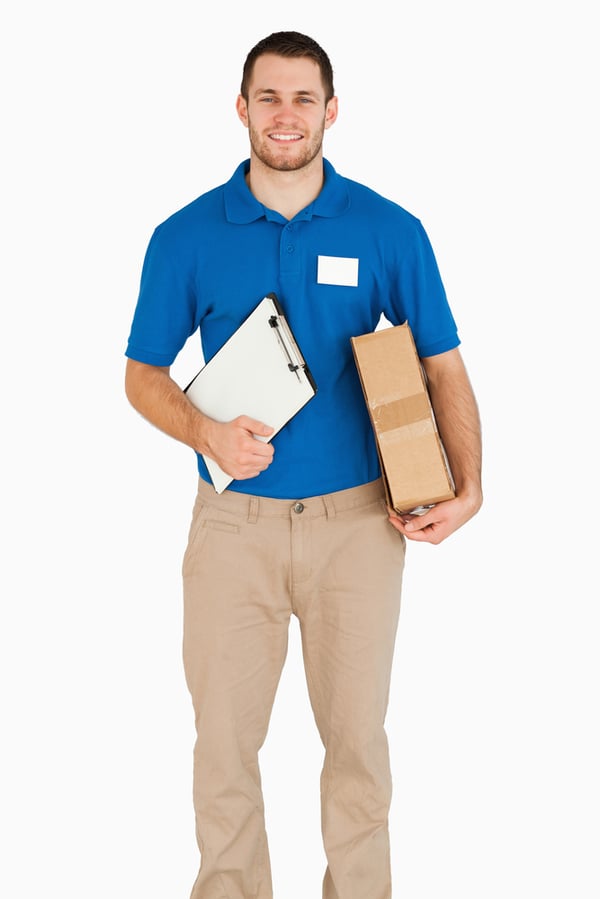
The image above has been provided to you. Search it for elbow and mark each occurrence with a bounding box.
[124,358,153,411]
[124,358,139,408]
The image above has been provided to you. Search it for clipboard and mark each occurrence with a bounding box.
[184,293,317,493]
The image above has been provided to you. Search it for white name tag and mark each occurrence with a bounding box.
[317,255,359,287]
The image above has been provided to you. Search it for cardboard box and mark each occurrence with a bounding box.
[351,322,455,514]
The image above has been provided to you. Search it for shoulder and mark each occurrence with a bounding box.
[337,172,429,243]
[150,160,251,246]
[346,181,439,261]
[336,169,419,219]
[141,183,228,264]
[154,183,225,237]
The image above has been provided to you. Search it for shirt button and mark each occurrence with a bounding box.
[293,502,304,514]
[287,245,295,253]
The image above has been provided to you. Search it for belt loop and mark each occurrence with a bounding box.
[248,496,259,524]
[323,494,336,520]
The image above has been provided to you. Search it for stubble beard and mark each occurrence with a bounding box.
[247,118,326,172]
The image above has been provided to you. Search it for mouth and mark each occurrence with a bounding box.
[269,132,303,143]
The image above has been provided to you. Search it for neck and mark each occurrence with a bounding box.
[246,153,324,220]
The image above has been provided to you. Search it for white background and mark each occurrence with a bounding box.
[1,1,598,897]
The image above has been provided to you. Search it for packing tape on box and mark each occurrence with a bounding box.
[371,393,432,432]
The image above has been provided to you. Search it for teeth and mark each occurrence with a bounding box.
[271,133,301,141]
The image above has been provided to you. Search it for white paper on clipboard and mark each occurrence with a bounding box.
[184,293,317,493]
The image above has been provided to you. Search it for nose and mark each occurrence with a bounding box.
[274,101,297,123]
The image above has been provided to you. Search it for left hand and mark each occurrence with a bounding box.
[388,490,482,545]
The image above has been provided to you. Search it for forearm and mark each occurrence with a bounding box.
[388,347,482,543]
[423,350,483,507]
[125,359,213,455]
[124,358,275,480]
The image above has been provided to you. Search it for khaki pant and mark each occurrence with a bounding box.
[182,477,405,899]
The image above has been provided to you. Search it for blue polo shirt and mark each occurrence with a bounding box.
[126,158,459,499]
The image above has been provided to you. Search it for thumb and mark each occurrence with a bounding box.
[237,415,274,437]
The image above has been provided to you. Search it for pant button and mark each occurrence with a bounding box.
[293,502,304,514]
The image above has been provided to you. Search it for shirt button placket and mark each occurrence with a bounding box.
[280,223,301,278]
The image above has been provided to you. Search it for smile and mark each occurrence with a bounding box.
[269,133,303,142]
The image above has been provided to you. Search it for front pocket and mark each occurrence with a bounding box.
[182,508,242,579]
[202,519,240,535]
[182,501,209,577]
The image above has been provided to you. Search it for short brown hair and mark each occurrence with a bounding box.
[240,31,335,103]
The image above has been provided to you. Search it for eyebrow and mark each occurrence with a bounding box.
[253,88,321,99]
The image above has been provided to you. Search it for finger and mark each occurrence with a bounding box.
[404,514,436,533]
[237,453,274,479]
[245,439,275,459]
[387,515,406,534]
[237,415,274,438]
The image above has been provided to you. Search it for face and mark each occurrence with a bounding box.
[236,53,338,173]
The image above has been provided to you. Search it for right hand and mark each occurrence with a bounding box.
[205,415,275,481]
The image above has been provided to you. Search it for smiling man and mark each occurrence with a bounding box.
[238,52,337,178]
[125,30,482,899]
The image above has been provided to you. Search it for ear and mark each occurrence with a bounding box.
[236,94,249,128]
[324,96,338,130]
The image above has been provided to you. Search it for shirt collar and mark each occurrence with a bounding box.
[223,158,350,224]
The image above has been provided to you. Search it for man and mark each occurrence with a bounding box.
[125,30,482,899]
